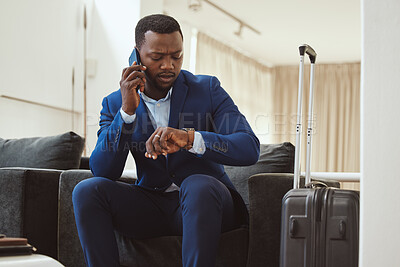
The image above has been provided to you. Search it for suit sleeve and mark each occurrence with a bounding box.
[89,97,135,180]
[198,76,260,166]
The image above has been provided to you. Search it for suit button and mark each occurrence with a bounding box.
[170,173,176,178]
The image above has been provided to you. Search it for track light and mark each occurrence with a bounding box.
[234,23,243,37]
[188,0,202,12]
[187,0,261,37]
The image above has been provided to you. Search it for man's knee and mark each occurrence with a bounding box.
[72,177,112,207]
[179,174,229,205]
[181,174,215,192]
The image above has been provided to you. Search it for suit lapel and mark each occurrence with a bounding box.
[168,72,188,129]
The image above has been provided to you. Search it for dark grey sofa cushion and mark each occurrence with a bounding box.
[225,142,295,209]
[0,131,85,170]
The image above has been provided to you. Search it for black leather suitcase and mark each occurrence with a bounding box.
[279,45,360,267]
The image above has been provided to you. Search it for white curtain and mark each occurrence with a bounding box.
[195,32,274,145]
[196,32,360,174]
[272,64,360,173]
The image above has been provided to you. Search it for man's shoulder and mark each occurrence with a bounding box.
[104,89,122,101]
[181,70,219,87]
[100,89,122,113]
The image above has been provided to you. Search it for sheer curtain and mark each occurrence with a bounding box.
[195,32,360,174]
[195,32,274,145]
[272,64,360,172]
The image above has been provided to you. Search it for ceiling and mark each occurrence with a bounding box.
[164,0,361,66]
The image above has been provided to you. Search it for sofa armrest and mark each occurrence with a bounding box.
[58,169,93,266]
[57,170,137,267]
[78,157,90,170]
[247,173,293,267]
[247,173,340,267]
[0,167,62,259]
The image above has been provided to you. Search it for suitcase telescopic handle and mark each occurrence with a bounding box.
[294,44,317,189]
[299,44,317,63]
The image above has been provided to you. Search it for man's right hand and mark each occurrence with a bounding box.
[120,61,147,115]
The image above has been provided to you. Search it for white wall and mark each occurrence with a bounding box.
[0,0,165,170]
[84,0,163,168]
[0,0,194,170]
[360,0,400,266]
[84,0,141,160]
[0,0,84,138]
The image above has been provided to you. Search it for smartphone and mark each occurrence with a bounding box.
[129,47,141,66]
[128,48,144,91]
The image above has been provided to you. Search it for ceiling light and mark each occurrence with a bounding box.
[188,0,202,12]
[234,23,243,38]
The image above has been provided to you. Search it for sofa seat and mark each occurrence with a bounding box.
[2,135,339,267]
[58,170,250,267]
[117,227,249,267]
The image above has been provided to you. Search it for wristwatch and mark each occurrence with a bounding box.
[181,128,195,150]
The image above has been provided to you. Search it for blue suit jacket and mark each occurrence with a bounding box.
[90,70,260,223]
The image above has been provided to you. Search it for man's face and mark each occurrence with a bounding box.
[138,31,183,93]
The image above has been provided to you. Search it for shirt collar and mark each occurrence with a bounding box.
[139,87,173,103]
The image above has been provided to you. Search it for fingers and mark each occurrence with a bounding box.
[145,127,189,160]
[145,128,173,160]
[122,62,146,80]
[126,72,146,93]
[120,65,146,92]
[145,129,166,160]
[123,77,145,93]
[126,68,146,82]
[152,133,165,156]
[159,130,170,152]
[121,63,147,92]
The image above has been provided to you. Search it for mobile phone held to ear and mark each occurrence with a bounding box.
[128,48,145,91]
[129,47,141,66]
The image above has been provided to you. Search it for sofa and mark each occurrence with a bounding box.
[0,132,339,266]
[0,131,85,259]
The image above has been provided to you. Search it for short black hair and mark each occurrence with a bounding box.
[135,14,183,49]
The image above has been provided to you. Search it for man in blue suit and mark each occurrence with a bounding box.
[72,14,260,267]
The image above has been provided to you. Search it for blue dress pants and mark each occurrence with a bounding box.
[72,174,237,267]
